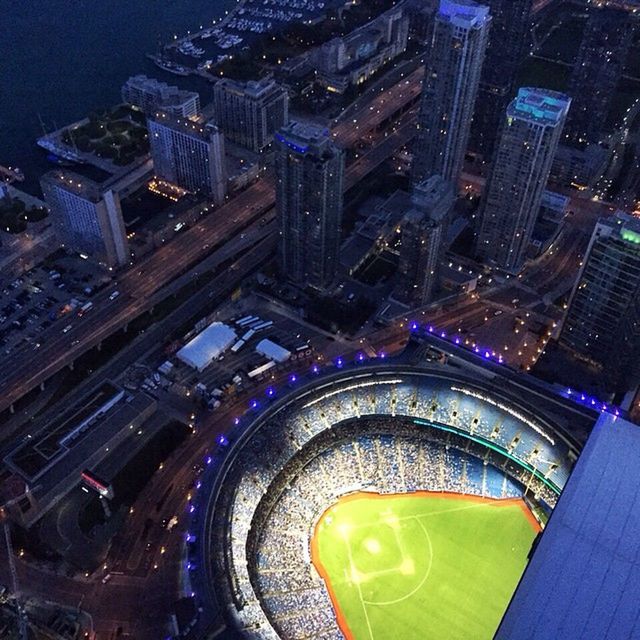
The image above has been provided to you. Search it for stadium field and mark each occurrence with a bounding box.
[311,491,539,640]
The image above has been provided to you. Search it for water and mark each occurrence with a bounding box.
[0,0,237,193]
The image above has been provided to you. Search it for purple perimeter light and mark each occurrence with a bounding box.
[410,321,419,331]
[250,399,258,409]
[311,364,320,374]
[233,417,240,425]
[289,373,297,384]
[266,387,275,397]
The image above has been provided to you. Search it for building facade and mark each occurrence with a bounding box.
[311,6,410,93]
[393,211,443,306]
[564,6,634,147]
[560,212,640,391]
[468,0,532,161]
[147,113,226,203]
[121,75,200,118]
[476,88,571,272]
[275,122,344,289]
[41,171,129,268]
[412,0,491,186]
[212,78,289,152]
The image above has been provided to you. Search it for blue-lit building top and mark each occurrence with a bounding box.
[508,87,571,127]
[438,0,491,28]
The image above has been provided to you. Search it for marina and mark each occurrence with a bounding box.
[152,0,344,77]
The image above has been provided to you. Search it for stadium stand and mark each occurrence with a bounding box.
[195,365,581,639]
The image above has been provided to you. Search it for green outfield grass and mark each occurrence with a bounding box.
[311,492,539,640]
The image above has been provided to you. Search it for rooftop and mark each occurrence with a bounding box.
[510,87,571,126]
[497,412,640,640]
[149,112,221,141]
[438,0,491,28]
[275,121,334,155]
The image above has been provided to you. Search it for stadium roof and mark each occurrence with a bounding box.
[255,338,291,363]
[177,322,237,371]
[497,412,640,640]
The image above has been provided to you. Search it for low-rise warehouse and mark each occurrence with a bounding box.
[177,322,237,371]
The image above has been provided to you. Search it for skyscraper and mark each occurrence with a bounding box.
[564,6,634,147]
[560,211,640,391]
[41,171,129,268]
[468,0,532,161]
[476,88,571,272]
[275,121,344,289]
[147,113,226,204]
[412,0,491,186]
[212,78,289,153]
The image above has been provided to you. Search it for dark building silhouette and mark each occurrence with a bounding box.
[564,6,634,147]
[275,121,344,289]
[468,0,533,162]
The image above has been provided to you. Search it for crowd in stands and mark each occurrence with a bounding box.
[208,373,574,639]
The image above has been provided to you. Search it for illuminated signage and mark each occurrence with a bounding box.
[81,470,113,499]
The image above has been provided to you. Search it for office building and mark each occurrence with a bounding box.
[147,113,226,203]
[212,78,289,152]
[476,88,570,272]
[121,75,200,118]
[412,0,491,186]
[311,6,410,93]
[41,171,129,268]
[564,6,634,147]
[468,0,533,161]
[560,212,640,391]
[393,175,454,306]
[275,121,344,289]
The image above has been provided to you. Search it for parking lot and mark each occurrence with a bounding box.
[136,298,333,410]
[0,251,111,356]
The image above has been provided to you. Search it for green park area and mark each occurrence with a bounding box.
[62,105,148,166]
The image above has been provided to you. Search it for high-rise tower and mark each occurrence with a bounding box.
[476,88,570,272]
[41,171,129,268]
[560,211,640,392]
[412,0,491,186]
[468,0,532,161]
[147,113,226,204]
[275,122,344,289]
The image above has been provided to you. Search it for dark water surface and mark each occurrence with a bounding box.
[0,0,235,191]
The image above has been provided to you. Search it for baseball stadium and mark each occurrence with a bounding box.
[190,337,598,640]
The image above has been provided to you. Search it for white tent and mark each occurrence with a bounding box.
[255,339,291,363]
[177,322,237,371]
